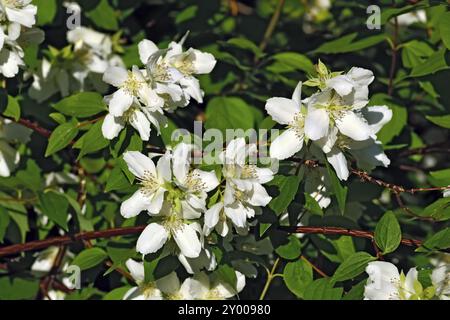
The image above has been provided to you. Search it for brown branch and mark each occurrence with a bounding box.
[301,255,328,277]
[0,226,145,258]
[280,226,427,249]
[351,169,449,194]
[15,118,51,138]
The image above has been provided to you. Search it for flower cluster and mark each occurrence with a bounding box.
[266,61,392,181]
[119,139,273,286]
[364,261,449,300]
[0,0,39,78]
[29,3,123,102]
[101,34,216,141]
[124,259,245,300]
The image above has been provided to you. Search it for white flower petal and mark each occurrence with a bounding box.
[363,105,392,135]
[120,190,152,218]
[173,224,202,258]
[136,223,169,255]
[269,128,303,160]
[138,39,159,64]
[190,48,216,74]
[125,259,145,283]
[172,143,191,184]
[265,97,299,125]
[102,66,128,87]
[129,109,151,141]
[123,151,156,179]
[156,151,172,182]
[326,75,354,96]
[291,81,302,106]
[102,114,125,140]
[194,169,219,192]
[304,107,329,140]
[326,147,349,181]
[204,203,223,229]
[335,111,371,141]
[109,88,133,117]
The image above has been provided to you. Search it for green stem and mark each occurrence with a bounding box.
[259,257,280,300]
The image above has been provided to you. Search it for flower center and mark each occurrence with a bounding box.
[140,283,159,299]
[288,112,305,138]
[204,289,225,300]
[241,165,257,179]
[172,55,194,76]
[123,71,144,96]
[184,171,205,194]
[162,212,184,234]
[1,0,25,9]
[138,170,160,196]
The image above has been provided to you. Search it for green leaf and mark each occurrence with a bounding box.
[45,121,78,157]
[72,248,108,270]
[105,166,132,192]
[428,169,450,187]
[342,280,367,300]
[421,198,450,221]
[33,0,57,26]
[283,259,313,299]
[0,277,39,300]
[304,193,323,216]
[410,49,449,78]
[267,52,315,74]
[416,228,450,252]
[205,97,255,135]
[438,12,450,50]
[52,92,107,118]
[268,175,301,215]
[103,286,132,300]
[326,163,347,214]
[374,211,402,254]
[332,252,376,283]
[74,120,109,158]
[426,115,450,129]
[2,96,20,121]
[401,40,433,68]
[215,264,237,291]
[303,278,343,300]
[86,0,119,31]
[276,235,302,260]
[314,33,386,54]
[226,38,263,58]
[38,191,69,231]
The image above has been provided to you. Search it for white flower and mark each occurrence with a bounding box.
[396,10,426,26]
[205,138,273,234]
[431,263,450,300]
[364,261,420,300]
[304,67,374,142]
[136,206,202,258]
[0,25,24,78]
[102,65,161,117]
[265,81,306,160]
[172,143,219,219]
[314,105,392,180]
[182,271,246,300]
[101,97,165,141]
[120,151,171,218]
[124,259,163,300]
[0,0,37,28]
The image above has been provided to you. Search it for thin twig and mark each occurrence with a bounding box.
[387,9,398,95]
[301,255,328,277]
[258,0,285,53]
